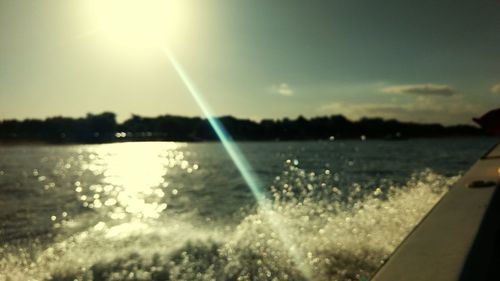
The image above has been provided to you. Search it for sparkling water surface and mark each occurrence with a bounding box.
[0,138,497,281]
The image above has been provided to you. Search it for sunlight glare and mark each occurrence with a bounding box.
[82,0,182,53]
[89,142,185,219]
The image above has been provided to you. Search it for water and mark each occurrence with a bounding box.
[0,138,496,281]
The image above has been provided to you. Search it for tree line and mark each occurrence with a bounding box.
[0,112,486,143]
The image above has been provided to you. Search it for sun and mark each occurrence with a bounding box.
[81,0,176,52]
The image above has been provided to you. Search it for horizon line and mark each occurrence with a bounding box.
[0,111,481,128]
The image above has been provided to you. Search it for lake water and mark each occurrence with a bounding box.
[0,138,497,281]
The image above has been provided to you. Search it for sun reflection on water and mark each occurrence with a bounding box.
[80,142,190,220]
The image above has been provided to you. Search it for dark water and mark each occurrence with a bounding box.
[0,138,497,281]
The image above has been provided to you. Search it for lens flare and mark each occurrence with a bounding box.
[164,48,268,203]
[164,48,312,279]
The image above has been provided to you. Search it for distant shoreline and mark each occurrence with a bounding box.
[0,112,489,144]
[1,136,497,147]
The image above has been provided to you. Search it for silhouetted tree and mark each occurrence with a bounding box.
[0,112,485,144]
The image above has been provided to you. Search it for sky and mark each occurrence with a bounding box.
[0,0,499,125]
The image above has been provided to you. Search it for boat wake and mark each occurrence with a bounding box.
[0,163,459,281]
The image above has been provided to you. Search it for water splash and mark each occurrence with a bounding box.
[0,167,458,281]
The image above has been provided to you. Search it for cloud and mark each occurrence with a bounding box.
[381,83,456,96]
[317,95,484,125]
[491,83,500,94]
[272,83,294,96]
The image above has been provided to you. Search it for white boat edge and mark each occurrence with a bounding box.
[372,142,500,281]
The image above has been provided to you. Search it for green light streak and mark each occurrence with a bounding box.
[164,48,268,204]
[164,48,312,279]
